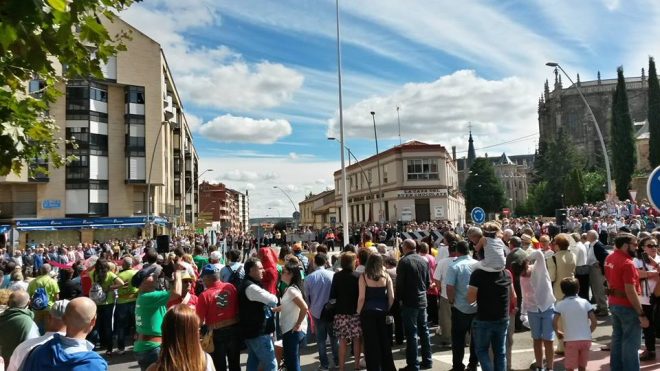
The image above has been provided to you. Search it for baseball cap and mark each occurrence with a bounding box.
[209,251,222,261]
[131,264,163,288]
[49,299,70,319]
[200,264,220,277]
[181,272,194,281]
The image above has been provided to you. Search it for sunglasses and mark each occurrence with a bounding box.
[646,244,658,248]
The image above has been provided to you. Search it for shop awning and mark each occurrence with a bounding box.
[14,216,168,231]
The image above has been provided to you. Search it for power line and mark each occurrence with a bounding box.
[455,132,539,153]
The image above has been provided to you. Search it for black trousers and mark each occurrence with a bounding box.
[388,300,404,344]
[643,302,656,352]
[361,311,396,371]
[451,307,478,370]
[426,294,439,325]
[576,272,590,301]
[211,325,241,371]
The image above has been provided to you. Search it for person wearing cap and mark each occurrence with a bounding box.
[115,257,139,355]
[133,264,183,371]
[520,234,533,255]
[7,299,69,371]
[197,264,240,371]
[167,271,197,309]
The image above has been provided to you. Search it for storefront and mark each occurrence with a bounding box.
[14,216,168,245]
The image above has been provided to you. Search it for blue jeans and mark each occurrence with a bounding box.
[244,335,278,371]
[610,305,642,371]
[135,347,160,371]
[472,319,508,371]
[400,305,432,370]
[282,330,305,371]
[314,317,339,368]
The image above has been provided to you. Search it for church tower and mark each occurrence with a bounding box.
[467,127,476,169]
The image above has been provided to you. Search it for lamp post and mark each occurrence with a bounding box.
[145,120,169,240]
[335,0,349,247]
[273,186,299,213]
[545,62,613,196]
[185,168,214,196]
[370,111,385,223]
[328,137,375,221]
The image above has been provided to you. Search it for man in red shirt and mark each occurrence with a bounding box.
[604,233,649,371]
[166,272,198,309]
[196,264,240,371]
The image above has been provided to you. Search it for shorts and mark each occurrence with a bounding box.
[527,307,554,341]
[333,314,362,340]
[564,340,591,369]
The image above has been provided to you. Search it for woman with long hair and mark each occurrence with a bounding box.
[273,260,308,371]
[147,304,214,371]
[330,252,363,371]
[357,253,395,371]
[637,236,660,361]
[91,258,124,356]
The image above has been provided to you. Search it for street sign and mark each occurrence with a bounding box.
[292,211,301,220]
[41,199,61,209]
[471,207,486,224]
[502,208,511,216]
[647,166,660,210]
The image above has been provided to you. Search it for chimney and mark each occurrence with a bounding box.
[451,146,457,161]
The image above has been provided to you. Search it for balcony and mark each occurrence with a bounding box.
[0,202,37,219]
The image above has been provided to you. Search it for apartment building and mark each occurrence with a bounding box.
[333,141,466,226]
[198,182,250,234]
[0,18,199,245]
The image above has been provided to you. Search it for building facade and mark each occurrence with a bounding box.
[0,18,199,245]
[198,182,249,234]
[333,141,465,226]
[298,190,337,229]
[538,69,649,165]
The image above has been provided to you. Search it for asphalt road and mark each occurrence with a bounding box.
[105,314,660,370]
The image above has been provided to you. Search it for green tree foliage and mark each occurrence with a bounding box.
[583,171,607,203]
[649,57,660,168]
[564,167,585,206]
[0,0,138,176]
[610,66,637,200]
[465,158,505,213]
[531,140,548,185]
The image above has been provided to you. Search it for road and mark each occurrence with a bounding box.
[106,314,660,370]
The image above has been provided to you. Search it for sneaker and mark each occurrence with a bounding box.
[640,350,656,361]
[420,363,433,370]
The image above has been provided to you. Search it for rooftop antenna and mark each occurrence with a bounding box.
[396,106,402,145]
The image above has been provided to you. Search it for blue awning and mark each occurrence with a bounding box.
[14,216,168,231]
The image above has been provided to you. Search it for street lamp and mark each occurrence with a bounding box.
[335,0,350,248]
[370,111,385,223]
[273,186,299,213]
[545,62,613,196]
[328,137,375,221]
[145,120,169,240]
[185,168,214,196]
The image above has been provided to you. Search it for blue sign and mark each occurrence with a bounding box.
[471,207,486,224]
[647,166,660,211]
[41,199,61,209]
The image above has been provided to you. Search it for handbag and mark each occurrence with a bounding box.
[201,328,214,353]
[321,299,336,322]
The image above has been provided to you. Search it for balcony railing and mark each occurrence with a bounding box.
[0,202,37,218]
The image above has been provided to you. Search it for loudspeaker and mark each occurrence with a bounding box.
[555,209,568,228]
[156,235,170,254]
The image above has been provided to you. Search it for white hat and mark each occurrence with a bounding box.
[210,251,222,261]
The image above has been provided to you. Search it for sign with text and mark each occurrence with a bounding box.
[41,199,61,209]
[397,188,448,199]
[434,207,444,219]
[401,207,413,222]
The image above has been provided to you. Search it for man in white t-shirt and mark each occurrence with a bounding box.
[433,243,456,347]
[633,238,660,361]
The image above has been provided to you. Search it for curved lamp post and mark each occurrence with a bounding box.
[545,62,613,196]
[328,137,375,221]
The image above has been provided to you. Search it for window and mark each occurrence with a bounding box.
[407,159,439,180]
[125,86,145,104]
[90,87,108,102]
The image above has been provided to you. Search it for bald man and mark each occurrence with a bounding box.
[22,297,107,370]
[0,290,39,362]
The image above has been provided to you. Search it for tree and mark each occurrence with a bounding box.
[0,0,139,176]
[649,57,660,167]
[583,171,607,203]
[564,167,585,206]
[610,66,637,200]
[465,158,505,214]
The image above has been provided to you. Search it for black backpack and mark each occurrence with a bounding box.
[227,265,244,289]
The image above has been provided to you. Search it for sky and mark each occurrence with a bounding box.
[120,0,660,218]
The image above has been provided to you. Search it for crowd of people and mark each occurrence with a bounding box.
[0,201,658,371]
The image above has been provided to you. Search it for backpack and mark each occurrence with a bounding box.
[227,266,244,289]
[89,283,107,304]
[31,287,49,310]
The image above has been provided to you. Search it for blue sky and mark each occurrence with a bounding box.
[121,0,660,217]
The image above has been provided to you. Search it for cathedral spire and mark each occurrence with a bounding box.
[577,73,581,86]
[597,70,601,85]
[467,125,476,169]
[544,79,550,100]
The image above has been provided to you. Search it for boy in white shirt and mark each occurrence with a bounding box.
[553,277,597,371]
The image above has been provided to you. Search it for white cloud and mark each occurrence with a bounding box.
[121,2,304,112]
[288,152,298,159]
[185,113,203,133]
[198,114,292,144]
[328,70,539,155]
[215,169,278,182]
